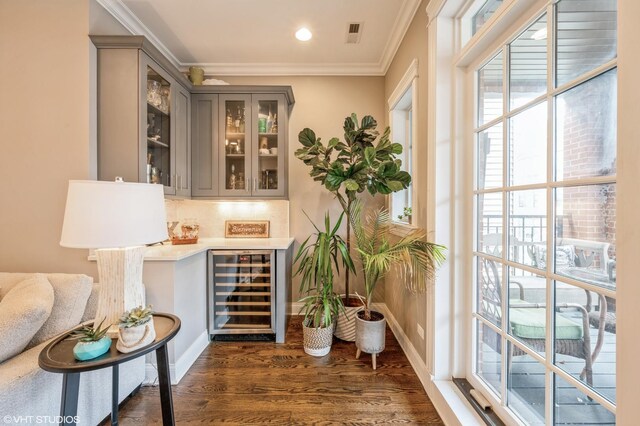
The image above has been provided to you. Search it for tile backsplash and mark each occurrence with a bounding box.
[165,199,289,238]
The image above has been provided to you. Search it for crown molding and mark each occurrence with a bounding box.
[179,62,385,77]
[379,0,422,74]
[95,0,182,69]
[97,0,421,76]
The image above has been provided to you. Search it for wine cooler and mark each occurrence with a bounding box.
[208,250,275,339]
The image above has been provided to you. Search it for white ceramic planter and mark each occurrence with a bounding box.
[116,319,156,353]
[302,319,335,357]
[355,310,386,369]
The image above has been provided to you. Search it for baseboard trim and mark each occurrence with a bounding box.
[144,330,209,385]
[290,302,304,315]
[374,303,484,426]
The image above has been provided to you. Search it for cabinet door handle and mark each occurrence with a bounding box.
[254,178,258,192]
[246,178,250,193]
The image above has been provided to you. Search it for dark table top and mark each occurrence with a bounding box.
[39,313,181,374]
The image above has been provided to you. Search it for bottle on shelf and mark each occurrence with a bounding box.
[266,108,274,134]
[229,164,237,190]
[271,114,278,133]
[238,171,245,190]
[234,106,241,133]
[240,107,246,133]
[226,109,233,132]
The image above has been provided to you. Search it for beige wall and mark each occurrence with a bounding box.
[0,0,129,278]
[383,0,430,362]
[220,75,385,299]
[0,0,97,276]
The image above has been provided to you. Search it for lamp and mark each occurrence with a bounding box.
[60,179,168,333]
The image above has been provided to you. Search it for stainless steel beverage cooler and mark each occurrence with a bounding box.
[208,250,275,339]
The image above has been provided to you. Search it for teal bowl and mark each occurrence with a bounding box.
[73,336,112,361]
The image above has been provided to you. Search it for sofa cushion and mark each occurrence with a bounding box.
[27,274,93,348]
[0,274,54,363]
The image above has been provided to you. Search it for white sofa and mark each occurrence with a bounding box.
[0,273,144,426]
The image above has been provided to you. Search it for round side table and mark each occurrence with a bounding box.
[39,313,181,426]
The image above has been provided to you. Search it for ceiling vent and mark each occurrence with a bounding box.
[345,22,363,44]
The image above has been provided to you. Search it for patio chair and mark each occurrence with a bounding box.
[479,258,607,387]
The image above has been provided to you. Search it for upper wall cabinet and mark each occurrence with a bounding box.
[191,86,293,199]
[91,36,191,197]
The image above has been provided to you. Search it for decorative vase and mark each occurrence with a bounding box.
[355,310,386,370]
[334,295,364,342]
[116,319,156,353]
[302,319,335,357]
[188,66,204,85]
[73,336,112,361]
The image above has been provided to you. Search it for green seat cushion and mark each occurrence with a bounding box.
[509,306,583,340]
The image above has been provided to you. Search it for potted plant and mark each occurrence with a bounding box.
[397,206,412,224]
[350,201,445,369]
[70,319,112,361]
[295,211,354,356]
[116,305,156,353]
[296,114,411,341]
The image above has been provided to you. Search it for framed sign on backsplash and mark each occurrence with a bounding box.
[224,221,270,238]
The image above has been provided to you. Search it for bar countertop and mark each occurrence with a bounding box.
[88,237,295,262]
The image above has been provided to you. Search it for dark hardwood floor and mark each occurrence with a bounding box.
[115,320,443,425]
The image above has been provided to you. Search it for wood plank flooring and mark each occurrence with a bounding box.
[114,320,443,425]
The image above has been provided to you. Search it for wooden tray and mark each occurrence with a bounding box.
[171,237,198,245]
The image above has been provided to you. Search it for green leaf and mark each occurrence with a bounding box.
[390,143,403,155]
[364,147,376,165]
[386,180,404,192]
[344,179,359,191]
[298,128,317,147]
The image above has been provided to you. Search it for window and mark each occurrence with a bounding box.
[388,59,418,228]
[473,1,617,424]
[460,0,505,47]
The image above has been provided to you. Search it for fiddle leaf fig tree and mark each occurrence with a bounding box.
[295,114,411,302]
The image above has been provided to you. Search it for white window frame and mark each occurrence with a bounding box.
[422,0,637,425]
[468,2,617,425]
[388,58,419,235]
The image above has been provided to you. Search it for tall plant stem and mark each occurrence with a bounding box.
[345,197,352,303]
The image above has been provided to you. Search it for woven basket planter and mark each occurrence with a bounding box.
[302,319,335,357]
[334,296,364,342]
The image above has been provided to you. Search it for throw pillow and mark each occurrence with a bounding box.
[27,274,93,348]
[533,244,576,270]
[0,274,54,363]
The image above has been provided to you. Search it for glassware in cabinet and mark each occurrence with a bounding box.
[146,66,171,187]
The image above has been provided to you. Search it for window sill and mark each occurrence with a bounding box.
[390,221,419,237]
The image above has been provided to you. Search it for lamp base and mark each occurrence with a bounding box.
[93,246,146,335]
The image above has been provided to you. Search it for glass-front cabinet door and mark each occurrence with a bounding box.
[142,55,175,194]
[218,94,252,197]
[252,94,286,197]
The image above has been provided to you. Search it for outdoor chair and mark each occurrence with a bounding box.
[479,258,607,387]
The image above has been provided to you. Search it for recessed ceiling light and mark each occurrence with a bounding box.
[295,27,312,42]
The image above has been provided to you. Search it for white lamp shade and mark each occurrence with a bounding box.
[60,180,168,248]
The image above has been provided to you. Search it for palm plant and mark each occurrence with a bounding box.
[294,211,355,328]
[350,201,446,320]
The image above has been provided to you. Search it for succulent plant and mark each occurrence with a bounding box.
[70,318,111,342]
[119,305,154,328]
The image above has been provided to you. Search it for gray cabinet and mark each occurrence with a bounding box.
[92,36,192,197]
[191,94,219,197]
[192,88,293,199]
